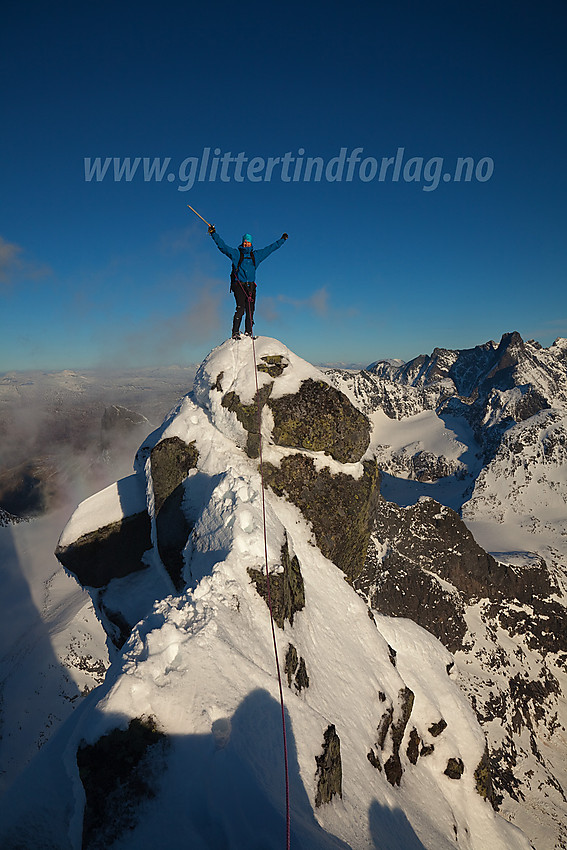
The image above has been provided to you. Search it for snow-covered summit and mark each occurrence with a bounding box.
[1,336,532,850]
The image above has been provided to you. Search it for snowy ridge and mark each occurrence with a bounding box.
[0,337,532,850]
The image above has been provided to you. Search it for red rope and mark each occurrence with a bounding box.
[240,284,291,849]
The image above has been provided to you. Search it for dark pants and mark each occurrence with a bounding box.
[232,281,256,335]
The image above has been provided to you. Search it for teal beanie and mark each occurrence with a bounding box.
[242,233,253,244]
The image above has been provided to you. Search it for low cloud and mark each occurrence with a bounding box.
[0,238,22,284]
[0,236,51,286]
[278,286,329,317]
[259,286,330,323]
[98,274,224,366]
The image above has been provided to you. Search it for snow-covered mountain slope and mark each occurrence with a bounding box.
[0,337,532,850]
[0,506,109,796]
[328,331,567,850]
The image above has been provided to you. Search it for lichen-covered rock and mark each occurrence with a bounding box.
[284,643,310,692]
[268,378,370,463]
[262,456,381,583]
[257,354,288,378]
[285,643,298,687]
[56,512,151,588]
[445,757,465,779]
[429,719,447,737]
[474,745,497,808]
[150,437,199,589]
[248,532,305,628]
[221,383,274,458]
[150,437,199,514]
[376,705,393,750]
[315,725,342,806]
[406,728,420,765]
[77,716,168,849]
[383,687,415,787]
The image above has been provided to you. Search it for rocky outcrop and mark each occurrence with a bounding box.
[444,758,464,780]
[77,716,168,849]
[0,506,27,526]
[248,533,305,628]
[315,725,342,806]
[356,497,555,654]
[221,375,370,463]
[150,436,199,589]
[268,378,370,463]
[221,383,273,459]
[55,511,151,588]
[367,687,415,787]
[262,456,380,583]
[284,643,309,692]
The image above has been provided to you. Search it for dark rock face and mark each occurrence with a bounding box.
[150,437,199,515]
[406,729,420,765]
[150,437,199,590]
[221,375,370,464]
[429,719,448,737]
[315,725,342,806]
[0,506,27,526]
[474,746,497,808]
[367,687,415,786]
[284,643,310,692]
[263,456,381,584]
[248,533,305,628]
[268,378,370,463]
[444,757,465,779]
[257,354,288,378]
[362,534,468,654]
[56,512,151,588]
[222,384,273,459]
[409,449,466,482]
[77,716,168,849]
[384,688,415,787]
[373,499,510,601]
[356,497,554,654]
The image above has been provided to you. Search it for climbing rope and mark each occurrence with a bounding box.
[240,283,291,850]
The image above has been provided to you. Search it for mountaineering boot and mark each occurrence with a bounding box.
[244,332,257,340]
[232,332,241,340]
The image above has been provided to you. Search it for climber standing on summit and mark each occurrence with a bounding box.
[208,224,288,340]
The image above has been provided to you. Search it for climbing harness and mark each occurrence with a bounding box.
[244,292,291,850]
[231,247,256,290]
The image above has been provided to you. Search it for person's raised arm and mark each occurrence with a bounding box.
[254,233,288,264]
[209,225,238,263]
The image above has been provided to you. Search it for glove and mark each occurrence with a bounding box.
[282,232,288,240]
[208,224,216,234]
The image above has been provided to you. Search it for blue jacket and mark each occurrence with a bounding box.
[211,231,285,284]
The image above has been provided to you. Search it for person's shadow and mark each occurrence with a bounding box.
[115,688,352,850]
[368,799,428,849]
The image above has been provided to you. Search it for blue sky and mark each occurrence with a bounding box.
[1,0,566,370]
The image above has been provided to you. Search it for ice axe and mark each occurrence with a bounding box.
[186,203,213,229]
